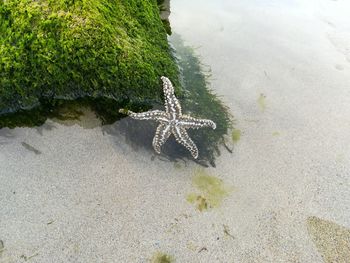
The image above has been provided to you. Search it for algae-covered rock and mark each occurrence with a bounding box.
[0,2,232,166]
[0,0,178,113]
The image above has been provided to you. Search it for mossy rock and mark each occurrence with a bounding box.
[0,0,179,113]
[0,2,232,166]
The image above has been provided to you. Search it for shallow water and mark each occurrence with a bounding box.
[170,0,350,261]
[1,0,350,262]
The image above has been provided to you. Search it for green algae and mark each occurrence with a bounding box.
[53,103,84,122]
[231,129,241,143]
[168,34,232,166]
[186,193,208,212]
[52,106,100,128]
[187,168,232,211]
[307,216,350,263]
[151,252,174,263]
[257,93,267,112]
[0,0,179,114]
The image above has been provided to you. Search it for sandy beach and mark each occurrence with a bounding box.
[1,0,350,262]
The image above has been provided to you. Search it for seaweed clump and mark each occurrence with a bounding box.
[169,34,232,165]
[0,0,179,114]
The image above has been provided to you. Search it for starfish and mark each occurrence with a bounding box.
[119,76,216,159]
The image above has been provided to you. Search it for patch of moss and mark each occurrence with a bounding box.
[186,194,208,212]
[0,0,179,114]
[151,252,174,263]
[187,168,232,211]
[161,19,172,35]
[231,129,241,143]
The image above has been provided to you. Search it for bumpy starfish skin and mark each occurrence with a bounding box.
[120,76,216,159]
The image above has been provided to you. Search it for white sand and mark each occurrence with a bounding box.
[1,0,350,262]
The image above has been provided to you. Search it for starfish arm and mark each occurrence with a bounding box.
[172,127,199,159]
[179,115,216,130]
[120,109,169,122]
[161,76,182,116]
[152,123,171,154]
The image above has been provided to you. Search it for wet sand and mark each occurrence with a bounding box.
[1,0,350,262]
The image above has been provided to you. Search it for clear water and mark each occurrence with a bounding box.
[1,0,350,262]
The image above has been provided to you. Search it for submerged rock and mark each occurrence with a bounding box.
[0,3,232,166]
[0,0,178,114]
